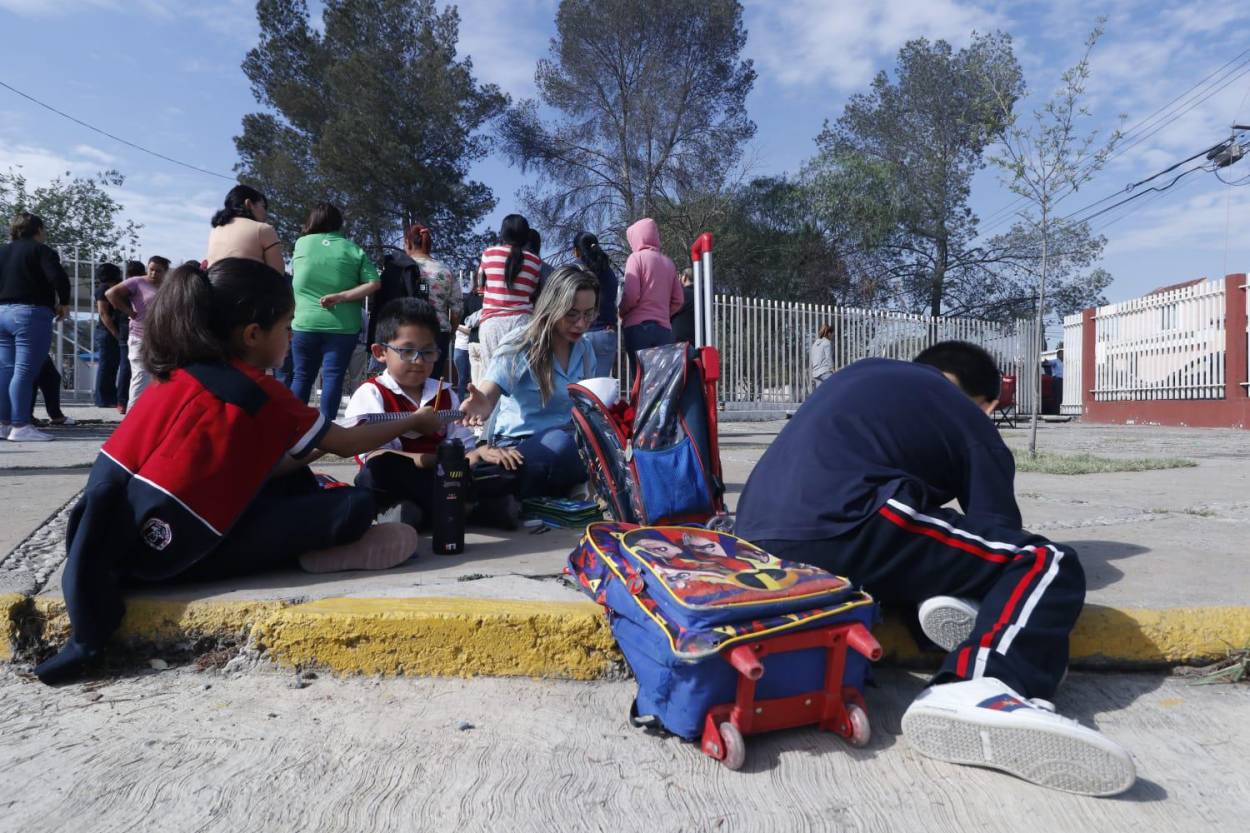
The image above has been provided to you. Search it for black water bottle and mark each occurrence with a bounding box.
[433,438,468,555]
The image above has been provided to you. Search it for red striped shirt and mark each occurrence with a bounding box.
[479,245,542,320]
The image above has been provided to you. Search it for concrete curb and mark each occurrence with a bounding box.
[12,594,1250,677]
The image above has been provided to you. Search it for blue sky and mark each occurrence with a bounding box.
[2,0,1250,305]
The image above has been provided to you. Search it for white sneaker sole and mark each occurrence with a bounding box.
[902,705,1136,796]
[918,597,978,651]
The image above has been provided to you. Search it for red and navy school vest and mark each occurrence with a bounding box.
[365,378,453,455]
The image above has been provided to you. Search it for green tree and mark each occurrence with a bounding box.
[0,168,141,261]
[814,32,1024,317]
[650,173,893,307]
[236,0,507,266]
[989,21,1122,455]
[499,0,756,247]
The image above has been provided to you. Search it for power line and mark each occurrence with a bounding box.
[0,79,234,181]
[975,49,1250,238]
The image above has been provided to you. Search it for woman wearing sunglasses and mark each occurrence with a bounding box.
[460,266,600,499]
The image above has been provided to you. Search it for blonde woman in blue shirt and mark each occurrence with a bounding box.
[460,266,598,498]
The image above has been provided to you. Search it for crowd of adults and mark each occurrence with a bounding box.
[0,184,697,450]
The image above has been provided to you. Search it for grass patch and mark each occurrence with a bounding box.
[1012,449,1197,475]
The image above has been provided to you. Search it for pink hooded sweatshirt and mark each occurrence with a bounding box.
[620,218,684,329]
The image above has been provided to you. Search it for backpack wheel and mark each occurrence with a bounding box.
[846,703,871,747]
[718,722,746,770]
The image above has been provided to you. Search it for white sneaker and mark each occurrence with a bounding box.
[902,677,1135,796]
[7,425,54,442]
[919,596,980,651]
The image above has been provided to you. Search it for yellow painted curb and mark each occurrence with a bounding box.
[255,597,618,678]
[17,595,1250,676]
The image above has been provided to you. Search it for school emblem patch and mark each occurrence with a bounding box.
[141,518,173,551]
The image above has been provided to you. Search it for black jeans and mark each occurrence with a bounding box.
[179,469,376,581]
[355,452,518,526]
[30,356,64,421]
[754,487,1084,701]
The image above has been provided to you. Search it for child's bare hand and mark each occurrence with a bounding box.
[408,406,443,436]
[481,446,524,470]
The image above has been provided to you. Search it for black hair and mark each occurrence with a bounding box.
[10,212,44,240]
[94,262,122,284]
[914,340,1001,401]
[124,260,146,278]
[147,255,171,270]
[525,227,542,256]
[142,258,294,381]
[572,230,611,275]
[373,297,441,347]
[211,184,267,228]
[302,202,343,236]
[498,213,530,289]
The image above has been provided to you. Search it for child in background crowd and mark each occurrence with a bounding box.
[35,258,440,685]
[346,298,523,532]
[106,255,170,406]
[459,266,597,500]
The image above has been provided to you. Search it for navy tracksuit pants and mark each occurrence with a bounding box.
[755,486,1084,700]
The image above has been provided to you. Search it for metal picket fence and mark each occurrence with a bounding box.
[711,296,1037,414]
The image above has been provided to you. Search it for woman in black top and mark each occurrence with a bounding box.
[572,231,619,376]
[0,213,70,442]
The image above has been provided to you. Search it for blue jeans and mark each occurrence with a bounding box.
[497,426,587,499]
[0,303,55,426]
[623,320,674,373]
[115,319,130,409]
[583,328,618,377]
[290,330,359,421]
[452,348,472,399]
[93,326,121,407]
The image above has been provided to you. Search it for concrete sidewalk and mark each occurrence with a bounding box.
[5,411,1250,676]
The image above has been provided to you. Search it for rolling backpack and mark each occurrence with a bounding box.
[569,343,725,525]
[568,522,881,769]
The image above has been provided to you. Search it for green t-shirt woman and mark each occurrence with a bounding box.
[289,203,380,420]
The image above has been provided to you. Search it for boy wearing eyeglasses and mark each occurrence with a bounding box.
[344,298,524,533]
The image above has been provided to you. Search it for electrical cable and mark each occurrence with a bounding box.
[0,79,234,180]
[975,51,1250,239]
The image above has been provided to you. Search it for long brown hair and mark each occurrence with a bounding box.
[495,266,599,405]
[818,323,832,339]
[143,259,293,380]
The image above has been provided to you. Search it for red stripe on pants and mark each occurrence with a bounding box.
[878,505,1011,564]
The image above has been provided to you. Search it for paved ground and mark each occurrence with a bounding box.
[2,665,1246,833]
[5,411,1250,672]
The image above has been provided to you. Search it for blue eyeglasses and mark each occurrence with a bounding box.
[383,344,441,364]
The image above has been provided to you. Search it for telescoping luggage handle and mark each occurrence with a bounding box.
[691,232,714,349]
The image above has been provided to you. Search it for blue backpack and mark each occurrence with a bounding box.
[568,523,879,744]
[569,344,725,525]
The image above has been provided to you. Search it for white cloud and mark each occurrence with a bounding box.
[0,136,219,261]
[72,144,117,164]
[744,0,1005,90]
[450,0,556,98]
